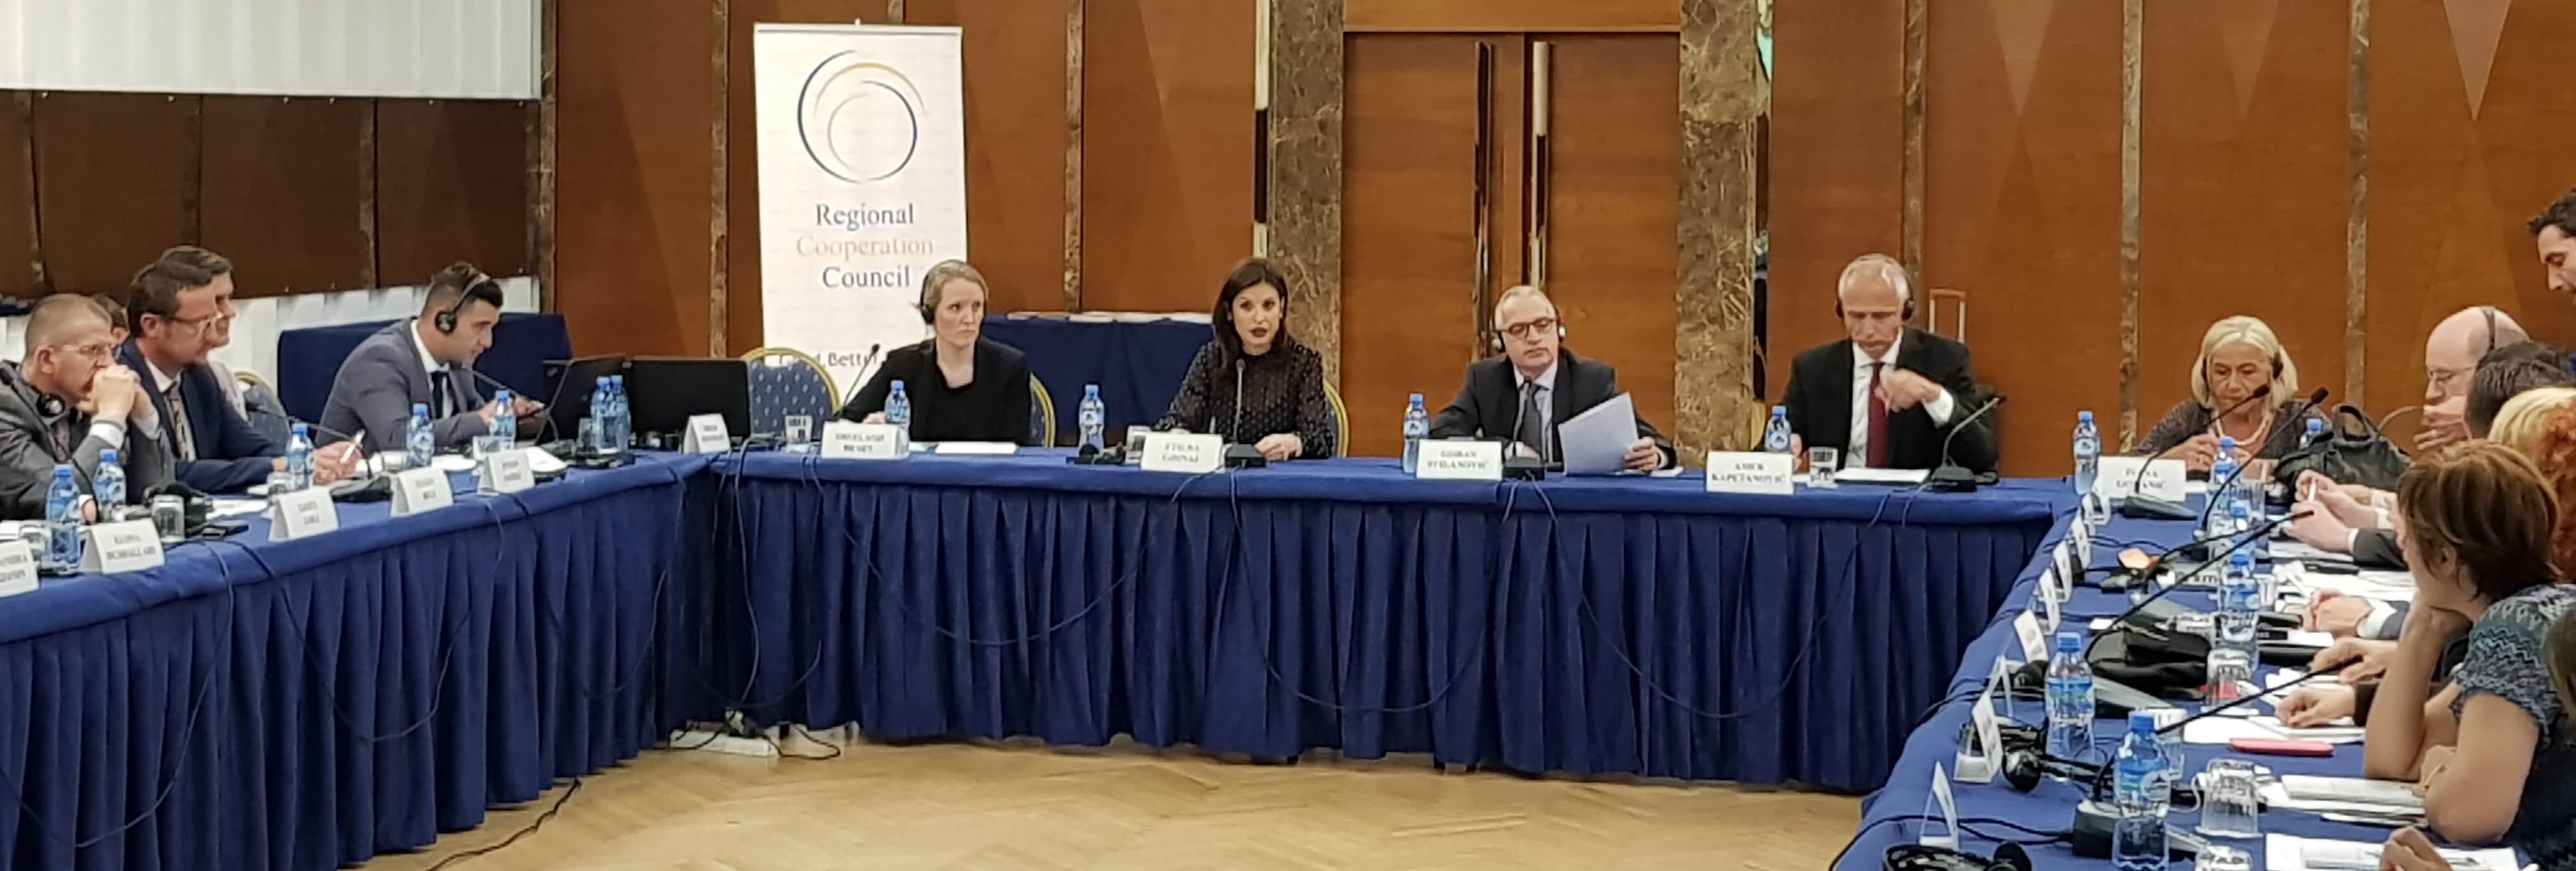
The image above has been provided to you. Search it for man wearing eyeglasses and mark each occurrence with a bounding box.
[118,246,358,492]
[1427,285,1675,473]
[0,295,172,520]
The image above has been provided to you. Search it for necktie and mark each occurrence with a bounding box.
[1516,380,1548,460]
[1867,362,1893,469]
[50,416,72,458]
[430,370,453,418]
[165,383,195,462]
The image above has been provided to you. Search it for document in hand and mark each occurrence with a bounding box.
[1555,393,1642,476]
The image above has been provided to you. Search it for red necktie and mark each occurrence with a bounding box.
[1867,362,1892,468]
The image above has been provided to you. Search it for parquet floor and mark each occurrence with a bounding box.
[367,733,1860,871]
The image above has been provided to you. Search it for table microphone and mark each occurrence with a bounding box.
[2082,510,2311,660]
[1926,395,2005,492]
[837,344,884,409]
[2122,385,2275,518]
[2152,658,2350,736]
[2189,386,2333,531]
[1223,358,1266,468]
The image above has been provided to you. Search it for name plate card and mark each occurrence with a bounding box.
[1703,451,1797,496]
[682,413,733,454]
[391,468,455,517]
[1415,441,1503,481]
[0,540,33,597]
[79,520,165,575]
[1140,434,1224,474]
[821,421,906,460]
[2013,610,2049,663]
[269,488,341,542]
[478,449,537,496]
[2096,457,2188,503]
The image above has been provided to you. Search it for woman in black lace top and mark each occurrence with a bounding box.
[1156,259,1335,461]
[2131,315,2322,474]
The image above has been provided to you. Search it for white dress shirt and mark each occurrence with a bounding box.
[411,321,463,416]
[1847,334,1956,468]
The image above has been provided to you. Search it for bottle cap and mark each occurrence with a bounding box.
[100,449,117,465]
[2054,632,2083,653]
[2129,711,2159,733]
[2079,411,2094,423]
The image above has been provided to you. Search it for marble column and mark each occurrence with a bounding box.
[1676,0,1764,459]
[1266,0,1344,384]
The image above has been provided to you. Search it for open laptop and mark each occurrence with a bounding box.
[540,354,630,442]
[623,357,751,447]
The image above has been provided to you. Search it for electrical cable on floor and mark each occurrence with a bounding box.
[421,777,584,871]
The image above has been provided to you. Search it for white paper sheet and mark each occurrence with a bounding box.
[2263,834,2514,871]
[929,441,1020,456]
[1554,393,1642,476]
[1836,467,1931,485]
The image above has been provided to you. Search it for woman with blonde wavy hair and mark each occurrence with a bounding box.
[2130,315,2324,474]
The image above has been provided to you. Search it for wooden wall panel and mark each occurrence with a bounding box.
[2366,0,2576,432]
[555,0,716,357]
[1920,0,2124,476]
[2137,1,2349,432]
[1346,0,1682,33]
[0,95,31,299]
[1543,34,1680,433]
[1080,0,1255,313]
[908,0,1070,316]
[723,0,876,356]
[1341,35,1485,457]
[200,97,370,297]
[376,100,535,287]
[29,93,194,296]
[1766,0,1903,401]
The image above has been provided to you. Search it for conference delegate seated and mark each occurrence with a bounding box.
[839,259,1033,443]
[0,296,174,519]
[321,263,542,453]
[1426,285,1674,472]
[119,246,356,492]
[1781,254,1994,472]
[2129,315,2322,473]
[1156,258,1334,462]
[2352,442,2576,864]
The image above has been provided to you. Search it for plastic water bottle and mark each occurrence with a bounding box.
[2235,495,2273,564]
[588,379,613,453]
[92,449,125,520]
[603,376,629,453]
[406,402,436,471]
[1762,405,1793,455]
[2206,439,2241,537]
[490,390,517,445]
[1402,393,1430,474]
[2112,711,2171,871]
[2300,417,2325,451]
[285,423,315,490]
[2074,411,2101,494]
[2045,631,2097,761]
[42,466,79,572]
[2218,549,2262,656]
[886,381,912,444]
[1078,384,1107,453]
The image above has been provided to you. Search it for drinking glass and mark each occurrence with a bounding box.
[150,496,185,543]
[1806,447,1840,489]
[471,436,511,460]
[783,415,815,446]
[2196,844,2253,871]
[2197,760,2263,839]
[2204,649,2254,709]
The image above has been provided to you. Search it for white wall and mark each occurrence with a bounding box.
[0,278,540,381]
[0,0,539,99]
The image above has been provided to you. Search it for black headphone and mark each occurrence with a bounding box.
[34,393,65,420]
[2483,305,2501,356]
[1883,843,2032,871]
[2002,748,2105,794]
[434,271,500,334]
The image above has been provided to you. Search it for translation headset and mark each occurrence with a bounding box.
[33,394,65,420]
[433,270,502,334]
[1883,842,2032,871]
[2483,305,2501,356]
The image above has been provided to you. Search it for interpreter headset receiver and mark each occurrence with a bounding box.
[434,269,501,334]
[33,392,65,420]
[1883,842,2031,871]
[2482,305,2501,356]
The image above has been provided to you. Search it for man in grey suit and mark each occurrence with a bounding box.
[319,262,540,453]
[0,296,174,520]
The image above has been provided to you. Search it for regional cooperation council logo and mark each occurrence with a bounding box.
[796,51,923,184]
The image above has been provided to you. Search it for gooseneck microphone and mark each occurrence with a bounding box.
[1222,358,1266,468]
[1926,395,2006,492]
[838,344,885,409]
[2193,386,2329,531]
[2126,384,2274,499]
[2088,509,2313,656]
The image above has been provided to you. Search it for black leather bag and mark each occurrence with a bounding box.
[2271,404,2411,492]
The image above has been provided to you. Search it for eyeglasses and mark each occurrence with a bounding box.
[53,342,114,360]
[1501,317,1560,340]
[2426,365,2473,393]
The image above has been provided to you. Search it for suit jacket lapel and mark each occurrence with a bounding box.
[1821,339,1856,449]
[1550,351,1578,427]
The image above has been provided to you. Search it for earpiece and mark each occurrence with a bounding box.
[434,271,496,335]
[1883,842,2032,871]
[34,394,65,419]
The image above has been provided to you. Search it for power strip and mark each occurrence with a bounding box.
[669,728,779,758]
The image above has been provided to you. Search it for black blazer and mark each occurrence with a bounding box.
[116,341,279,493]
[1782,329,1996,472]
[838,338,1034,444]
[1427,349,1676,469]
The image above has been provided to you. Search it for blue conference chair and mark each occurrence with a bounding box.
[234,371,295,448]
[1322,382,1349,457]
[740,348,839,437]
[1030,374,1056,447]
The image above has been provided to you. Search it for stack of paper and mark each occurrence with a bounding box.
[2181,715,2365,746]
[2264,775,2426,816]
[2263,834,2517,871]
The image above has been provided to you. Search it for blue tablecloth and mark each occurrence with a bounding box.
[1838,511,2410,870]
[702,452,2067,791]
[0,453,707,871]
[273,313,576,423]
[979,317,1208,440]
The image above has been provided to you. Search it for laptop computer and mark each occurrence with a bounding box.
[540,354,630,442]
[623,357,751,447]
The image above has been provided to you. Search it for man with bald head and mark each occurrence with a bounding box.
[2416,305,2528,453]
[1779,254,1995,472]
[1428,285,1675,472]
[0,295,173,520]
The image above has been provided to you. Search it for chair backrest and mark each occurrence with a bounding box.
[739,348,839,437]
[1322,382,1350,458]
[236,375,295,447]
[1030,374,1056,447]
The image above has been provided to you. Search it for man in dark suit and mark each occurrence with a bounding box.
[320,262,542,453]
[1429,285,1675,472]
[121,246,356,492]
[0,296,174,519]
[1781,254,1995,473]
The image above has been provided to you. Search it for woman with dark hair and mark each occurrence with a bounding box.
[2358,441,2576,867]
[1156,258,1335,461]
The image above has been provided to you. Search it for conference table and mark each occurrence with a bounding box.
[1,448,2065,871]
[1836,507,2434,870]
